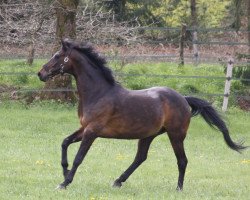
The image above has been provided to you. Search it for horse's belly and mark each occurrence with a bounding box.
[99,108,164,139]
[99,127,159,139]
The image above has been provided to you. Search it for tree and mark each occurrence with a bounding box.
[41,0,79,102]
[104,0,127,21]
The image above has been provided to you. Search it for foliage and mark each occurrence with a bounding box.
[233,65,250,86]
[233,53,250,87]
[120,0,231,27]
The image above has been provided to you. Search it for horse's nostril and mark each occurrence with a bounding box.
[38,72,41,77]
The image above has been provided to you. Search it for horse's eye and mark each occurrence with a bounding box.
[54,54,60,59]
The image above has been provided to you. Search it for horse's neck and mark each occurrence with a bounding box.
[73,64,113,108]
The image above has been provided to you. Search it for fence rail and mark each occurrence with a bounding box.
[0,55,249,66]
[135,27,250,32]
[0,71,250,82]
[1,88,250,100]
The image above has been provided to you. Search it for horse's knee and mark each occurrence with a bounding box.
[135,153,148,164]
[62,138,69,150]
[178,158,188,170]
[141,154,148,162]
[61,139,70,168]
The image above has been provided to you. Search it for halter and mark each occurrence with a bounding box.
[59,48,72,75]
[59,56,69,75]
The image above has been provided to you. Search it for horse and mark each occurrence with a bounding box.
[38,39,247,191]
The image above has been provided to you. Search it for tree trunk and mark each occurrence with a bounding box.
[179,24,187,67]
[190,0,199,65]
[231,0,242,31]
[27,43,35,65]
[41,0,79,102]
[113,0,126,21]
[27,15,44,66]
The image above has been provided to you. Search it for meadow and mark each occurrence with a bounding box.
[0,59,232,93]
[0,59,249,199]
[0,102,249,200]
[0,58,247,105]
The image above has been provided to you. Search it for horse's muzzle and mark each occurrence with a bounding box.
[38,71,49,82]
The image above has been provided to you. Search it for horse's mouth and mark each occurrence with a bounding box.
[38,72,51,82]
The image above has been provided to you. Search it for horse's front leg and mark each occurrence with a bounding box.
[57,129,97,189]
[61,128,84,179]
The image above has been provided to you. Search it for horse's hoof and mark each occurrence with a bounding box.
[176,186,183,192]
[113,180,122,188]
[55,184,67,190]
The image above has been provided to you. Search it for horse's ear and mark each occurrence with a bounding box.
[61,38,71,51]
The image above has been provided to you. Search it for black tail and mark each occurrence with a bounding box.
[185,96,247,153]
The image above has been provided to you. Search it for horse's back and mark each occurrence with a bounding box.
[129,86,190,112]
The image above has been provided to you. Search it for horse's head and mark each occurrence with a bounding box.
[38,39,73,82]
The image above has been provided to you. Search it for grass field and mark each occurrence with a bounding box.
[0,59,242,94]
[1,58,248,109]
[0,59,249,199]
[0,102,249,200]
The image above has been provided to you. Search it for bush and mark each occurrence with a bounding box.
[233,65,250,86]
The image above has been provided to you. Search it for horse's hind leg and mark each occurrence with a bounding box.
[113,135,156,187]
[61,128,84,179]
[168,131,188,191]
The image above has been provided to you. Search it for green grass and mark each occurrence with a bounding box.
[0,59,44,88]
[0,102,249,200]
[1,58,247,107]
[114,62,226,95]
[0,59,249,199]
[0,59,227,92]
[1,58,248,106]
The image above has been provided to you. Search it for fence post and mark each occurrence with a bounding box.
[27,43,35,65]
[222,57,234,112]
[179,24,187,66]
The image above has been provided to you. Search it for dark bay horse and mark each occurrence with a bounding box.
[38,39,247,190]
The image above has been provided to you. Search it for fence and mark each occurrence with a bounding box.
[0,19,250,111]
[0,55,249,111]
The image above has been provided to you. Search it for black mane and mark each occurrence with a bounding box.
[70,41,115,85]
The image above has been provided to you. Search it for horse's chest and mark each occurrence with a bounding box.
[79,109,109,128]
[78,106,92,127]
